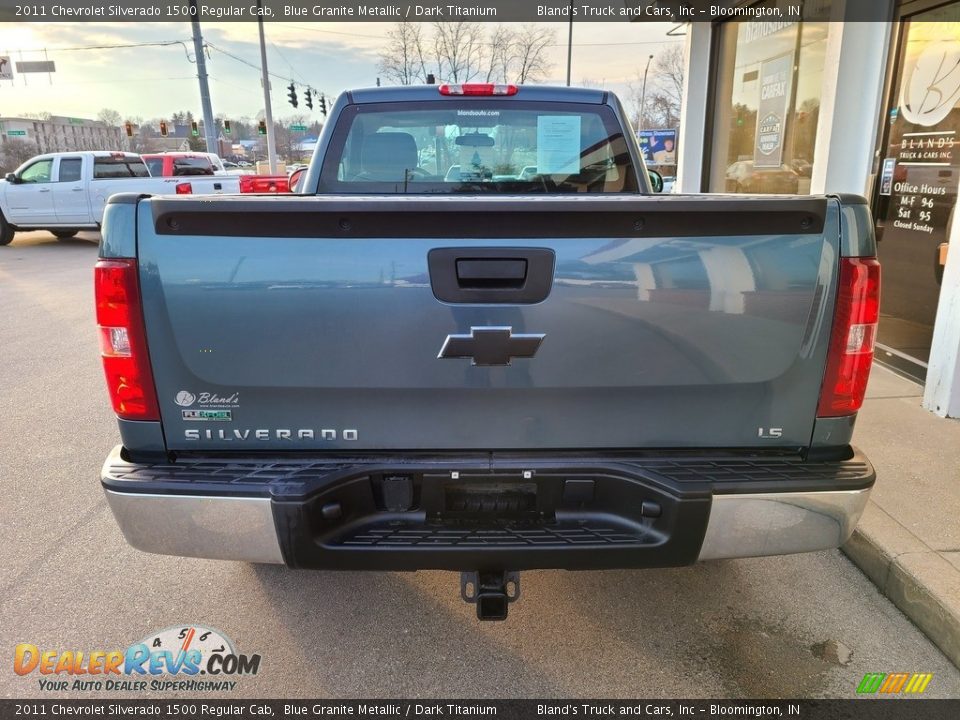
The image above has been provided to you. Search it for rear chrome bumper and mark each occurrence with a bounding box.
[697,489,870,561]
[103,489,284,564]
[101,446,873,568]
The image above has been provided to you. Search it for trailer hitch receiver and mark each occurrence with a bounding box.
[460,571,520,621]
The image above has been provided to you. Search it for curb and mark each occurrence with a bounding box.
[842,500,960,669]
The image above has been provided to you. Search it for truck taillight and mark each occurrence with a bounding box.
[439,83,518,96]
[817,257,881,417]
[95,259,160,421]
[175,182,193,194]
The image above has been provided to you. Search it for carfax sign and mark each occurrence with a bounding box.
[754,52,794,168]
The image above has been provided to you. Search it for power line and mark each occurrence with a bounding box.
[51,76,198,85]
[8,40,188,53]
[205,42,327,102]
[267,34,307,84]
[272,22,682,47]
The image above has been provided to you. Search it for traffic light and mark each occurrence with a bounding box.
[191,120,199,137]
[287,82,298,108]
[223,119,231,135]
[319,95,327,117]
[124,121,133,138]
[159,121,168,137]
[304,89,313,111]
[258,119,267,136]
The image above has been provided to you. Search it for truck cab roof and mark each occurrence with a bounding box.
[346,84,608,105]
[21,150,142,162]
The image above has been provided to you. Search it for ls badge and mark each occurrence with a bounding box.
[438,326,545,366]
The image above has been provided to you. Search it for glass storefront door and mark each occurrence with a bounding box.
[872,3,960,380]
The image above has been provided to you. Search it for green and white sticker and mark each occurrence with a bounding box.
[182,409,232,422]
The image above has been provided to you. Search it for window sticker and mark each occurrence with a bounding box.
[537,115,581,174]
[879,158,896,196]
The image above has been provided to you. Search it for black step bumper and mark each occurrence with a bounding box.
[101,447,875,570]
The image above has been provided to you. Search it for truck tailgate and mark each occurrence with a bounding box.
[137,194,839,452]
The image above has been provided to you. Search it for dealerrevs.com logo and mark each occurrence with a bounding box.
[14,625,261,693]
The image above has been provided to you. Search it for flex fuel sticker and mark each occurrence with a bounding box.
[182,409,232,421]
[537,115,581,174]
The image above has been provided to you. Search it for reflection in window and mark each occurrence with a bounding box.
[58,158,82,183]
[20,160,53,183]
[709,16,827,194]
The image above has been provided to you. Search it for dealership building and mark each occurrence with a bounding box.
[668,0,960,417]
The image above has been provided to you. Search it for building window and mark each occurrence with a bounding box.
[708,12,828,194]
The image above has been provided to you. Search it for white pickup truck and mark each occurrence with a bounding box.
[0,151,240,245]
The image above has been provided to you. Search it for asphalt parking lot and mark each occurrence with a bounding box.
[2,230,959,700]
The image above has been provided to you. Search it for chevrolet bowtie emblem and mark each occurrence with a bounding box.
[438,326,545,366]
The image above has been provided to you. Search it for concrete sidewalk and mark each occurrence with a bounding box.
[843,363,960,668]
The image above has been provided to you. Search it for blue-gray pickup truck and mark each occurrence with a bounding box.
[97,84,879,619]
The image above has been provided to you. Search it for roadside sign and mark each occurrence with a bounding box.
[637,128,678,166]
[6,129,26,136]
[290,124,308,132]
[0,55,12,80]
[15,60,55,74]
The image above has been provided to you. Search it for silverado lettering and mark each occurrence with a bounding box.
[184,428,358,441]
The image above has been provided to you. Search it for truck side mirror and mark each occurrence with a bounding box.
[4,172,18,184]
[648,169,663,193]
[289,168,306,193]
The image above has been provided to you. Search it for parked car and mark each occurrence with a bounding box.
[221,160,247,175]
[725,160,800,194]
[0,151,238,244]
[97,85,877,620]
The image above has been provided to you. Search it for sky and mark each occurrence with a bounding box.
[0,20,682,123]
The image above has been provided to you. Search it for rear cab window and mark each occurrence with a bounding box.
[143,158,164,177]
[93,157,150,179]
[320,100,639,194]
[172,157,215,176]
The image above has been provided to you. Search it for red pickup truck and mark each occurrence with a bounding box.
[142,152,293,193]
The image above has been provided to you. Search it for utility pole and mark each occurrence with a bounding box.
[639,54,654,131]
[188,0,217,155]
[257,0,278,173]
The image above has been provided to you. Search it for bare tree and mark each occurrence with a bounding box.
[275,114,311,163]
[484,25,515,83]
[378,22,556,87]
[432,21,486,83]
[651,45,684,117]
[0,138,40,173]
[378,22,428,85]
[97,108,122,127]
[512,25,556,83]
[627,44,685,131]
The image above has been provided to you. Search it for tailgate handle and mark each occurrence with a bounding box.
[456,258,527,288]
[429,247,555,304]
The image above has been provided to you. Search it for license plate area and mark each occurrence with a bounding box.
[443,481,540,519]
